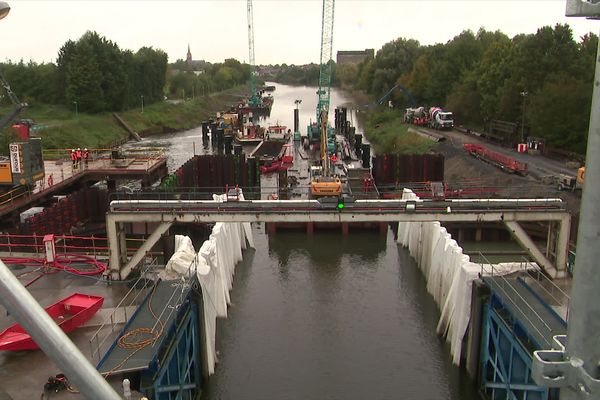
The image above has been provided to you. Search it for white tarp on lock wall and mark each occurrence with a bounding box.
[397,189,523,365]
[162,191,254,376]
[196,220,253,375]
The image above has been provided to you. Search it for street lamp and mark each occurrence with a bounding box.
[73,101,78,118]
[0,1,10,20]
[520,90,527,144]
[140,95,144,113]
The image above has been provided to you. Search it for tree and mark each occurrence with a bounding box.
[65,40,105,112]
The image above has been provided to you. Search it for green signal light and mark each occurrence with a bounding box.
[337,202,345,210]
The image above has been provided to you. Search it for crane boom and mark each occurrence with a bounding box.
[0,68,25,131]
[309,0,341,198]
[316,0,335,126]
[246,0,260,107]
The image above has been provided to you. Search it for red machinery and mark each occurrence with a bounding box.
[464,143,527,176]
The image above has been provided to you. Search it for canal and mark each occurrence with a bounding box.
[130,83,479,399]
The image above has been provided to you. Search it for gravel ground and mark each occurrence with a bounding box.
[418,126,582,216]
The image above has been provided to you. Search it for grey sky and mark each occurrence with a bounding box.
[1,1,598,65]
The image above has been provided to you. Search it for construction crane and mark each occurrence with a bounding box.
[246,0,261,107]
[310,0,341,197]
[0,68,26,131]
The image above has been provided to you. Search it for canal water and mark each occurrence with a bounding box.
[129,84,478,399]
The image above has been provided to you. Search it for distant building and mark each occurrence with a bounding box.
[336,49,375,65]
[186,44,192,64]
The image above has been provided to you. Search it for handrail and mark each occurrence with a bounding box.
[519,257,570,321]
[88,258,159,361]
[478,252,553,347]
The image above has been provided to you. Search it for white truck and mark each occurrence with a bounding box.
[428,107,454,130]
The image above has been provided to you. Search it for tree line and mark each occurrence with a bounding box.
[1,31,252,114]
[1,31,167,113]
[340,24,597,154]
[167,58,251,99]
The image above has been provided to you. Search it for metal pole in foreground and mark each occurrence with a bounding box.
[560,27,600,398]
[0,259,121,400]
[533,2,600,396]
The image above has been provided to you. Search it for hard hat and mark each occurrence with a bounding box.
[71,149,75,152]
[77,148,80,150]
[84,148,88,151]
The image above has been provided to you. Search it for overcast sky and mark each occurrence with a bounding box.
[1,0,598,65]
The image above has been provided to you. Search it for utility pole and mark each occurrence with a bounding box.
[532,1,600,398]
[73,100,78,118]
[520,90,528,143]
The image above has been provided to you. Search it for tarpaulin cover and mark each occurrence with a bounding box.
[397,189,523,365]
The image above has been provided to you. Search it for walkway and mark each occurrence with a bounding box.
[0,152,167,219]
[483,276,567,348]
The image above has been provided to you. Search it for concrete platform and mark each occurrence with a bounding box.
[0,264,132,399]
[0,154,168,220]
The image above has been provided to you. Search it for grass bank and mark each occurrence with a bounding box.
[0,86,247,154]
[359,107,437,155]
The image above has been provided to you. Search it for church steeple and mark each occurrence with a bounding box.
[186,44,192,63]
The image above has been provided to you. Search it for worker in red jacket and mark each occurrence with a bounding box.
[75,148,82,169]
[83,148,89,168]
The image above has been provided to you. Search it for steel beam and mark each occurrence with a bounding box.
[116,222,171,280]
[504,221,559,278]
[107,210,567,224]
[106,206,569,279]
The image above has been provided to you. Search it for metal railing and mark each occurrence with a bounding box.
[0,185,32,208]
[88,258,160,362]
[478,252,554,347]
[89,255,198,362]
[0,233,160,259]
[519,257,571,322]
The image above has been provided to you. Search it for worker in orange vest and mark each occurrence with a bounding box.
[70,149,76,169]
[83,148,89,168]
[76,148,82,169]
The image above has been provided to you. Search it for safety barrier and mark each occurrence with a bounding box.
[0,233,157,259]
[88,258,160,362]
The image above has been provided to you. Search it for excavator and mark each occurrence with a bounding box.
[309,0,341,197]
[310,109,341,196]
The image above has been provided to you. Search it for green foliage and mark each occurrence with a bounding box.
[167,58,250,98]
[262,64,321,86]
[1,31,168,114]
[362,108,437,155]
[0,86,245,152]
[351,24,596,154]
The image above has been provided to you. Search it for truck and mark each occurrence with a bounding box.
[428,107,454,130]
[557,166,585,192]
[404,107,428,126]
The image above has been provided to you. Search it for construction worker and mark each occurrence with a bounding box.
[70,149,76,169]
[83,148,89,168]
[76,148,82,169]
